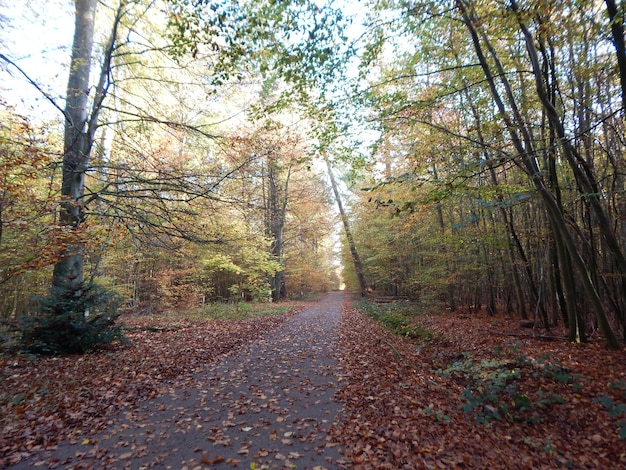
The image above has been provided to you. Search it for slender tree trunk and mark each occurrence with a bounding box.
[458,0,621,349]
[554,227,586,343]
[605,0,626,110]
[431,163,457,310]
[266,157,291,301]
[324,155,368,296]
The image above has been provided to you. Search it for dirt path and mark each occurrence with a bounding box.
[11,292,348,469]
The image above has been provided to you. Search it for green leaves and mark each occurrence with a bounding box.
[20,282,125,355]
[166,0,350,94]
[355,298,435,340]
[437,355,582,425]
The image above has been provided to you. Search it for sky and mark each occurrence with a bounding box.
[0,0,73,118]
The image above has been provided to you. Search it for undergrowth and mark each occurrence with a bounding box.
[594,379,626,439]
[169,302,298,321]
[355,299,434,341]
[437,353,583,425]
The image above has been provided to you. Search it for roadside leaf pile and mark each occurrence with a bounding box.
[334,304,626,468]
[0,311,297,467]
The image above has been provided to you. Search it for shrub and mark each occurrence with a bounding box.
[438,355,569,424]
[19,282,125,355]
[355,299,434,340]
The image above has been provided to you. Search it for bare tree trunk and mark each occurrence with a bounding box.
[51,0,124,295]
[324,155,368,296]
[267,156,292,301]
[51,0,98,294]
[605,0,626,110]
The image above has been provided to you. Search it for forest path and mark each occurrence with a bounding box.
[13,292,348,469]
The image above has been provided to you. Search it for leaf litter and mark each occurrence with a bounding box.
[3,293,626,468]
[333,304,626,469]
[1,294,346,469]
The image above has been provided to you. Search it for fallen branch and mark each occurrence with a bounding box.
[478,328,567,341]
[377,338,403,361]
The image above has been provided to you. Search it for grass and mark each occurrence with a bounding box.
[165,301,299,321]
[354,299,435,341]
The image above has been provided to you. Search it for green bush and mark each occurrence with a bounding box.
[19,282,125,355]
[439,357,521,423]
[355,299,434,340]
[438,355,569,424]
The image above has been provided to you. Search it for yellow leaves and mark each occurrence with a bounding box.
[200,452,225,465]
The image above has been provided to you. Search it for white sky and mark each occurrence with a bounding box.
[0,0,73,118]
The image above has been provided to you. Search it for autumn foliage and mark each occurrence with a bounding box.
[0,307,300,467]
[334,302,626,468]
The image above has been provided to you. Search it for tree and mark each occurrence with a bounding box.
[52,0,118,294]
[325,154,368,297]
[0,103,58,318]
[342,0,625,349]
[456,0,620,349]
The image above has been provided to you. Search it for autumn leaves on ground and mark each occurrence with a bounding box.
[2,295,626,469]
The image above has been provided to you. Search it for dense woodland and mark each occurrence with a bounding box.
[2,0,626,466]
[2,1,626,346]
[0,0,343,338]
[340,0,626,351]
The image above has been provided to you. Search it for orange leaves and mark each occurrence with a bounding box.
[333,305,626,468]
[0,106,64,290]
[199,451,225,465]
[0,313,291,466]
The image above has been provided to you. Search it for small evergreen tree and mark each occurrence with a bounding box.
[20,282,125,355]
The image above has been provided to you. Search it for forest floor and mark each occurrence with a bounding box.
[1,292,626,468]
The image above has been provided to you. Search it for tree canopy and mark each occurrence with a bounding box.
[1,0,626,351]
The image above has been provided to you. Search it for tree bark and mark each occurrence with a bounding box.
[51,0,124,295]
[266,156,291,301]
[51,0,98,294]
[324,155,368,296]
[605,0,626,110]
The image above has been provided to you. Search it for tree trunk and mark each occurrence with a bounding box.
[51,0,98,294]
[51,0,124,295]
[266,157,291,301]
[459,0,621,349]
[324,155,368,296]
[605,0,626,110]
